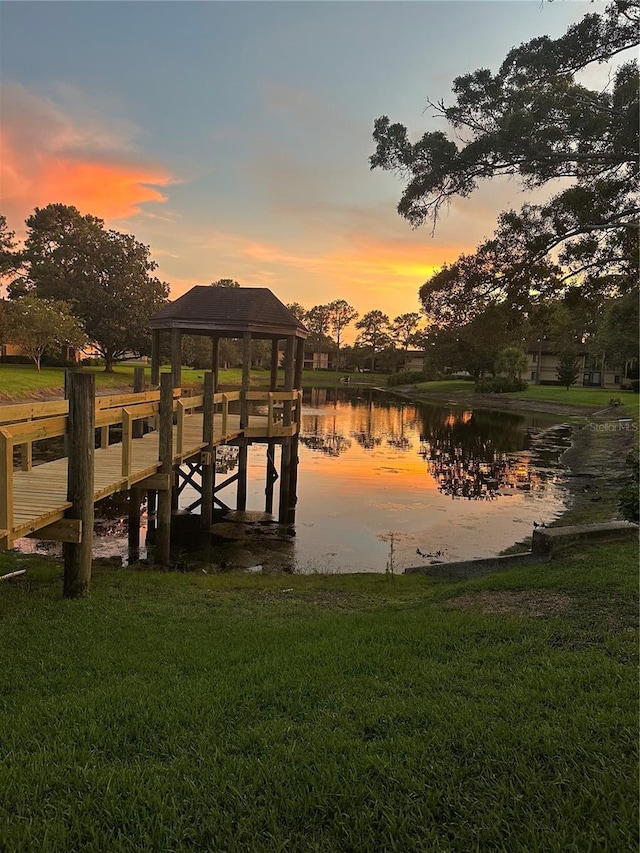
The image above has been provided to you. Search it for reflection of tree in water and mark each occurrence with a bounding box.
[353,430,382,450]
[215,446,238,474]
[351,397,415,451]
[299,432,352,456]
[301,389,419,454]
[300,411,352,457]
[418,406,538,499]
[95,493,133,536]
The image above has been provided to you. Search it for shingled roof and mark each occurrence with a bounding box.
[150,286,307,339]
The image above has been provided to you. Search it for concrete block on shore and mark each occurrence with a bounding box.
[531,521,639,559]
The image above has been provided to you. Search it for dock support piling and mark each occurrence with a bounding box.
[128,488,142,561]
[278,440,292,524]
[155,374,174,567]
[265,444,276,514]
[287,434,300,525]
[237,441,248,511]
[201,372,214,540]
[63,372,95,598]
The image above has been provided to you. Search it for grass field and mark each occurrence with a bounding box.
[413,378,639,412]
[0,363,387,401]
[1,542,637,852]
[509,383,639,410]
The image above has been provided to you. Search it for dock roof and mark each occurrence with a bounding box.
[150,286,308,339]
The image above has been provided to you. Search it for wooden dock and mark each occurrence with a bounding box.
[0,382,301,551]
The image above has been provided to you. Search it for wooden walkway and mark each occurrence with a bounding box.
[0,387,300,550]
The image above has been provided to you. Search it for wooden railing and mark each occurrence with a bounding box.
[0,385,301,547]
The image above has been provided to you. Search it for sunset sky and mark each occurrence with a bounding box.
[1,1,594,324]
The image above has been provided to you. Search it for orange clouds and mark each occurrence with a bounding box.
[0,83,173,227]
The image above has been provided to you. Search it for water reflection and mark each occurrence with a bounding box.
[416,408,540,500]
[14,388,571,572]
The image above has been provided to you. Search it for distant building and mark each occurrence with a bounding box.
[303,348,337,370]
[404,350,427,372]
[526,341,628,388]
[0,342,81,364]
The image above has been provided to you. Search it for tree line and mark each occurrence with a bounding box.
[0,206,430,375]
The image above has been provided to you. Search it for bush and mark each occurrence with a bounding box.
[475,376,528,393]
[618,449,639,523]
[387,370,425,387]
[631,379,639,393]
[0,355,32,365]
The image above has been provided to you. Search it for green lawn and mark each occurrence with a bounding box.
[413,378,639,412]
[1,542,637,851]
[0,363,388,401]
[510,383,639,410]
[414,379,476,396]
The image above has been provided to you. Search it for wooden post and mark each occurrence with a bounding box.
[63,369,70,457]
[284,337,294,394]
[270,340,279,390]
[155,373,173,567]
[287,434,300,525]
[211,336,220,392]
[172,470,180,512]
[151,330,161,386]
[63,372,95,599]
[278,440,291,524]
[240,332,251,429]
[133,366,145,438]
[237,441,248,511]
[128,488,142,561]
[146,489,157,543]
[0,428,14,546]
[283,336,295,431]
[201,372,214,538]
[265,443,276,514]
[171,328,182,390]
[294,336,304,391]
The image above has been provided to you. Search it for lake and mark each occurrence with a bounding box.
[16,387,573,573]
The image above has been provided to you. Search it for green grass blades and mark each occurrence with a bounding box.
[0,543,637,851]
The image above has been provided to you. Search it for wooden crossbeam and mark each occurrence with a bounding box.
[26,518,82,544]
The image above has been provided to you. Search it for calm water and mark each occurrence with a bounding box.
[17,388,573,573]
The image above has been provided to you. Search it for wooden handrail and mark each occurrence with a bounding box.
[0,400,69,424]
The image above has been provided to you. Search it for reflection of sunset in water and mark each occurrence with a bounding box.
[287,390,571,571]
[14,390,572,573]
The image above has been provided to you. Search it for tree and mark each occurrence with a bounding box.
[286,302,307,323]
[210,279,240,287]
[13,204,170,372]
[495,347,528,383]
[556,350,581,389]
[5,295,86,371]
[595,287,639,374]
[391,312,422,367]
[0,214,20,279]
[305,304,333,369]
[372,1,639,322]
[355,310,391,371]
[327,299,358,371]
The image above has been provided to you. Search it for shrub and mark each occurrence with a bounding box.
[387,370,425,387]
[0,355,32,365]
[475,376,528,393]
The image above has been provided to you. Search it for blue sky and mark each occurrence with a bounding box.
[1,1,596,321]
